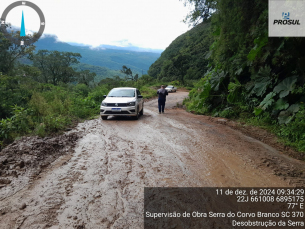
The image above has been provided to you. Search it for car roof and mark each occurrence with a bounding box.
[112,87,136,90]
[166,85,173,87]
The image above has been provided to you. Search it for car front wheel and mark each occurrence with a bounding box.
[139,106,144,115]
[101,116,108,120]
[133,112,139,120]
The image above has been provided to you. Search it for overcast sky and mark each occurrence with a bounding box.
[0,0,192,50]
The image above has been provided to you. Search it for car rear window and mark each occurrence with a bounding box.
[108,89,135,97]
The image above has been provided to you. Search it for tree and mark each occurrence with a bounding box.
[172,53,191,84]
[0,75,31,119]
[30,50,49,82]
[134,74,139,81]
[32,50,82,85]
[17,64,42,81]
[120,65,137,81]
[139,74,154,83]
[159,60,176,80]
[180,0,217,26]
[98,76,121,89]
[77,70,96,86]
[0,31,35,75]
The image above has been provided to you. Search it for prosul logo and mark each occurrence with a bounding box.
[282,12,290,19]
[274,12,301,25]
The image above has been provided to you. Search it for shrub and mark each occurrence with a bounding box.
[278,105,305,151]
[0,106,32,146]
[88,86,109,104]
[34,123,46,137]
[139,86,156,99]
[73,83,91,97]
[219,107,236,118]
[29,93,50,117]
[43,115,69,132]
[71,97,97,119]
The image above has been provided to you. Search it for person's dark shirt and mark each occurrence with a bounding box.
[157,88,168,100]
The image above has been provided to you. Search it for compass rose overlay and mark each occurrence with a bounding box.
[0,1,45,46]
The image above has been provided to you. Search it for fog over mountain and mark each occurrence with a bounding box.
[67,42,163,54]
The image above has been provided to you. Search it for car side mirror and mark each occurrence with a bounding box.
[103,95,107,98]
[138,95,143,98]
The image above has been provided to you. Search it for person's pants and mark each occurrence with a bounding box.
[158,98,166,112]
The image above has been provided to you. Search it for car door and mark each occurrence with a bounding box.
[136,89,143,111]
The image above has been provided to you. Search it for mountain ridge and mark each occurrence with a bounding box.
[35,34,161,75]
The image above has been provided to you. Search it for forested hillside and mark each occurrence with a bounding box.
[148,22,212,83]
[72,63,125,82]
[150,0,305,152]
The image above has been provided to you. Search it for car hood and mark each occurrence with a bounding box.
[103,97,136,103]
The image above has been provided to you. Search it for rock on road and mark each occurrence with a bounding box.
[0,90,304,228]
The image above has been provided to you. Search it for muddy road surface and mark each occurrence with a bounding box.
[0,91,304,228]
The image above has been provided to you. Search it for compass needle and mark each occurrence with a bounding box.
[20,11,26,37]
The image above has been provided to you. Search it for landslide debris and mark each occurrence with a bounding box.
[0,132,79,197]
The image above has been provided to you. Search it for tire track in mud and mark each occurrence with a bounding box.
[0,91,304,228]
[53,120,156,228]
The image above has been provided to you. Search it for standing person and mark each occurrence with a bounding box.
[157,85,168,114]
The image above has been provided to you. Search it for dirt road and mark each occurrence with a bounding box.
[0,91,304,228]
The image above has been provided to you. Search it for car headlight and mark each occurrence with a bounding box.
[127,102,136,106]
[101,102,107,106]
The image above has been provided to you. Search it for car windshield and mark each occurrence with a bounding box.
[166,86,173,89]
[108,89,135,97]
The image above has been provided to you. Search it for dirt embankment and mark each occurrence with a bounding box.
[204,116,305,187]
[205,117,305,161]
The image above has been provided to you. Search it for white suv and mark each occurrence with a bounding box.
[100,87,144,120]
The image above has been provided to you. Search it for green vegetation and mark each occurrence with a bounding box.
[72,63,125,82]
[149,0,305,153]
[0,31,35,75]
[0,74,103,148]
[0,71,163,149]
[19,58,128,82]
[31,50,82,85]
[148,22,213,85]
